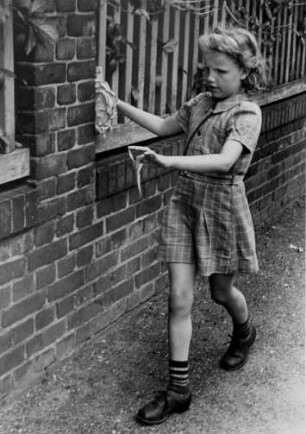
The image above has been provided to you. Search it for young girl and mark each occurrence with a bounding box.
[114,26,267,425]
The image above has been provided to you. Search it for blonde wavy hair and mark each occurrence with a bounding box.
[199,27,268,92]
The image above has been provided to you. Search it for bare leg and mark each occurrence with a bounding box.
[209,273,256,371]
[209,273,248,323]
[167,263,196,361]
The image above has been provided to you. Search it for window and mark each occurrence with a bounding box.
[0,0,30,185]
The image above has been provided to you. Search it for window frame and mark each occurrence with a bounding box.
[0,0,30,185]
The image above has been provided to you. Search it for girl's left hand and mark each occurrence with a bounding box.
[139,148,169,168]
[128,145,170,168]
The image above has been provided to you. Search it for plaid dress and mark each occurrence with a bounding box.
[159,93,262,276]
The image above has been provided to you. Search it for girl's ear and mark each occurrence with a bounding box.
[240,68,249,80]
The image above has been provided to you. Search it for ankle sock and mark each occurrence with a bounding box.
[233,318,251,339]
[168,360,190,394]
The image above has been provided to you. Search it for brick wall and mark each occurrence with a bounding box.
[0,0,305,398]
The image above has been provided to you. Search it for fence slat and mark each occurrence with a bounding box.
[161,3,170,114]
[170,8,180,112]
[137,0,147,110]
[125,1,134,104]
[98,0,107,69]
[149,16,158,113]
[181,9,191,104]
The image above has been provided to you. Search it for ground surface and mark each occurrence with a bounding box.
[0,200,305,434]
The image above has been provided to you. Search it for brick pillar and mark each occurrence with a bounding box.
[0,0,98,396]
[14,0,97,221]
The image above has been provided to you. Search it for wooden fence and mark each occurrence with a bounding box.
[97,0,306,151]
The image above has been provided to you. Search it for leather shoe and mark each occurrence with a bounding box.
[136,389,192,425]
[220,324,256,371]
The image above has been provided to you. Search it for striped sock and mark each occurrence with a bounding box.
[168,360,190,394]
[233,318,251,339]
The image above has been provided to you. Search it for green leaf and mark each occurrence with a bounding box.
[29,0,46,15]
[24,24,37,55]
[36,23,58,42]
[163,38,178,53]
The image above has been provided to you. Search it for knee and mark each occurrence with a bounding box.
[210,287,227,305]
[209,276,231,305]
[169,288,193,317]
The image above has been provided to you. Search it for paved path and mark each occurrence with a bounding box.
[0,201,305,434]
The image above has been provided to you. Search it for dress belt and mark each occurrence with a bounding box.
[180,170,244,185]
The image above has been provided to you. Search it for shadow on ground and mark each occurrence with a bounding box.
[0,200,305,434]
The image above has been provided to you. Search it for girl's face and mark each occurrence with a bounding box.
[202,49,247,100]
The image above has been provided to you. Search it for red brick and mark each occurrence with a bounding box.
[69,221,103,250]
[24,133,56,157]
[36,307,55,330]
[68,302,101,329]
[37,179,57,201]
[67,144,95,169]
[95,229,127,258]
[97,278,134,308]
[0,258,25,286]
[77,167,94,188]
[0,345,25,377]
[76,206,94,228]
[36,264,56,290]
[12,318,34,344]
[2,292,45,328]
[78,0,97,11]
[25,190,39,228]
[68,61,95,82]
[12,275,35,302]
[77,123,95,145]
[77,38,96,59]
[57,172,76,195]
[56,214,75,237]
[57,254,76,278]
[0,330,12,354]
[126,257,141,277]
[67,102,95,126]
[96,191,127,217]
[94,274,112,296]
[57,129,76,152]
[47,270,85,302]
[26,320,66,357]
[28,239,67,272]
[75,284,94,305]
[56,295,75,318]
[35,221,55,247]
[78,81,95,101]
[106,208,135,232]
[0,285,11,309]
[135,263,161,288]
[120,237,149,262]
[12,195,25,233]
[87,252,119,281]
[57,84,76,105]
[66,186,94,212]
[19,87,55,110]
[56,38,76,60]
[67,14,95,37]
[0,199,11,238]
[77,245,93,267]
[57,0,76,12]
[16,63,66,86]
[31,154,67,180]
[38,197,66,223]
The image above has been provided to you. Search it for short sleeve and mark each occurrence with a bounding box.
[226,102,262,153]
[174,93,206,134]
